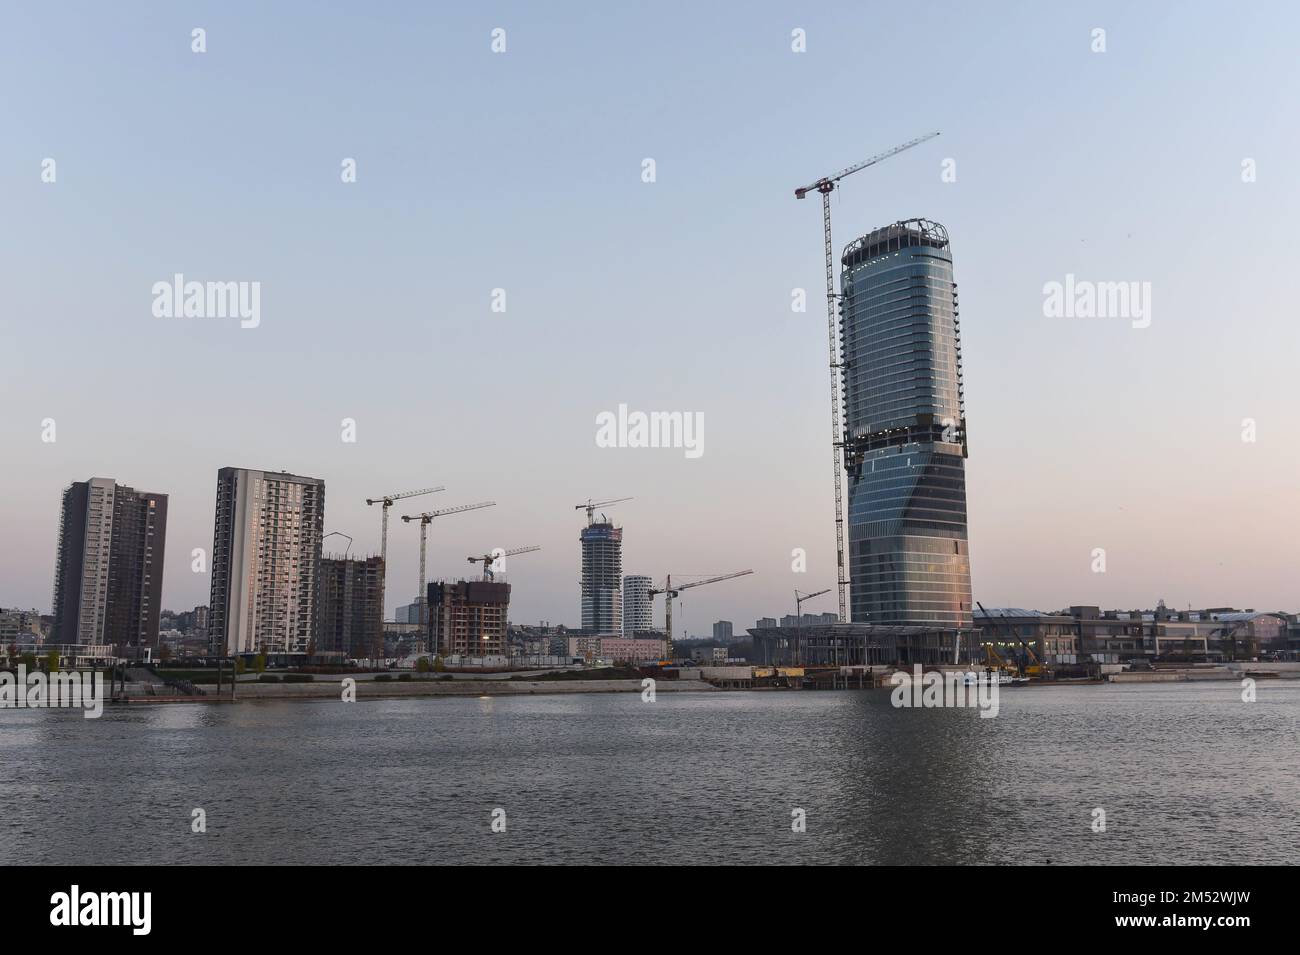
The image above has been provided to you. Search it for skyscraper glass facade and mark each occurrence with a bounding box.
[840,219,972,628]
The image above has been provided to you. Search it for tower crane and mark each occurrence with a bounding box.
[468,545,541,582]
[794,131,941,623]
[401,501,496,629]
[649,570,753,658]
[793,587,831,666]
[365,487,444,564]
[574,497,632,527]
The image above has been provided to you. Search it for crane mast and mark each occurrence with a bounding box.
[795,131,940,624]
[649,570,754,659]
[401,501,496,633]
[793,587,832,666]
[366,487,444,567]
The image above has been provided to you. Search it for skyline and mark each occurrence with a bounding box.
[4,2,1300,627]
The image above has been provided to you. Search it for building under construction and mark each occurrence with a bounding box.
[317,555,385,659]
[840,219,973,629]
[579,522,622,634]
[428,580,510,657]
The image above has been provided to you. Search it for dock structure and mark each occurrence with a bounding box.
[747,623,974,668]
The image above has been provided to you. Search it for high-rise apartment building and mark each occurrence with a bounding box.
[208,468,325,655]
[51,477,167,653]
[712,620,733,642]
[428,580,510,657]
[622,574,653,634]
[580,522,622,634]
[840,219,972,628]
[317,555,385,659]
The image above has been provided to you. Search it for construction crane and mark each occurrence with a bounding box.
[649,570,753,658]
[365,487,444,564]
[401,501,496,629]
[793,587,832,666]
[794,131,941,623]
[574,497,632,527]
[467,545,541,582]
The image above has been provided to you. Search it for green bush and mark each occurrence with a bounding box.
[257,674,280,683]
[397,673,412,681]
[374,674,392,682]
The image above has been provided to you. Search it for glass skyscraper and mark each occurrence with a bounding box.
[839,219,972,628]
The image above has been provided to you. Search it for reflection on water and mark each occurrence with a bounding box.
[2,682,1296,864]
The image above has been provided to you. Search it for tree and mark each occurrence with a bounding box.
[6,642,16,662]
[235,656,246,675]
[20,652,37,669]
[433,655,446,673]
[416,656,431,673]
[253,653,266,674]
[45,649,60,673]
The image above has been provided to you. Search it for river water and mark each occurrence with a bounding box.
[2,682,1296,865]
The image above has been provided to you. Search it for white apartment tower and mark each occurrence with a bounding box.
[209,468,325,655]
[622,574,654,635]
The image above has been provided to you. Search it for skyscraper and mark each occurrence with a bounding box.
[839,219,972,628]
[622,574,653,634]
[208,468,325,655]
[580,522,622,634]
[51,477,168,653]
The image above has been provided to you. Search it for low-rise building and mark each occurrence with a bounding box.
[568,635,667,664]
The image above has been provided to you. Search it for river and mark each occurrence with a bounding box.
[2,681,1296,864]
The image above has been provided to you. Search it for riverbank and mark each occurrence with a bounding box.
[116,677,717,703]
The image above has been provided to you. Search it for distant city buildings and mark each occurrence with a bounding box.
[568,634,666,665]
[840,219,972,628]
[51,477,168,655]
[712,620,733,642]
[975,605,1299,665]
[580,521,622,634]
[429,580,510,657]
[689,644,730,664]
[393,600,423,625]
[771,612,837,629]
[622,574,653,635]
[208,468,325,655]
[0,607,47,647]
[317,555,385,659]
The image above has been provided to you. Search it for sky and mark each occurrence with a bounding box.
[3,1,1299,633]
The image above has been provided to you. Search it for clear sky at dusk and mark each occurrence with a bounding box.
[3,1,1298,630]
